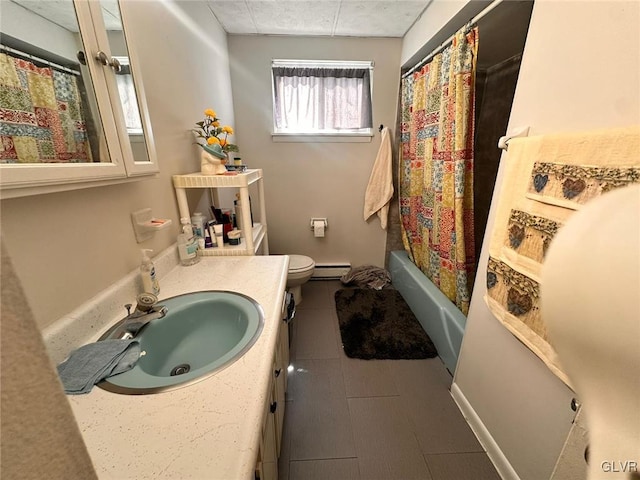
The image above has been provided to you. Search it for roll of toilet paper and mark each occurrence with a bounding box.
[313,220,325,238]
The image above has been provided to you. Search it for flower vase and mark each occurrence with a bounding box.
[200,144,227,175]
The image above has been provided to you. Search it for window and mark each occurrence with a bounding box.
[114,57,143,135]
[272,60,373,138]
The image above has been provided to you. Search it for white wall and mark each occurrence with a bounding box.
[1,0,235,329]
[401,0,490,68]
[227,35,401,267]
[2,1,80,60]
[448,1,639,479]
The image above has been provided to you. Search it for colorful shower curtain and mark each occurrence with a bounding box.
[0,52,93,163]
[399,26,478,315]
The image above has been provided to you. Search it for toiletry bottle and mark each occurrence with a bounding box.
[178,218,200,266]
[213,223,224,248]
[221,209,233,243]
[234,195,243,232]
[177,231,200,266]
[207,220,218,247]
[180,217,193,236]
[181,216,202,251]
[204,227,213,248]
[140,249,160,295]
[190,213,206,250]
[191,212,205,238]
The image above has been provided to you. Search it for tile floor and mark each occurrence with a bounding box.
[278,280,501,480]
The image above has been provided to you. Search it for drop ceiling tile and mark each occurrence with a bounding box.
[208,0,258,35]
[200,0,431,37]
[334,1,428,37]
[247,1,340,36]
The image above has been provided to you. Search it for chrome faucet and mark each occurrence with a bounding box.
[112,293,167,340]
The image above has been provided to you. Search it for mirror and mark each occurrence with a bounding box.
[0,0,111,164]
[0,0,156,192]
[99,0,150,163]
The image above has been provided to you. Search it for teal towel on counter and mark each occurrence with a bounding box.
[57,339,141,395]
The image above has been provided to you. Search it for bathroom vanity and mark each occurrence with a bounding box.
[46,253,289,479]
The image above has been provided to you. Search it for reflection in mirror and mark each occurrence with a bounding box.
[0,1,111,164]
[101,0,150,163]
[0,0,152,166]
[114,57,143,134]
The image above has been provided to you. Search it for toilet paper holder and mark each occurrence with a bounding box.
[310,218,328,229]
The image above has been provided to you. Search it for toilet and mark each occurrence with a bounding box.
[287,255,315,305]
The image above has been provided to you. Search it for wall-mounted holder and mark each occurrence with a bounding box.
[498,126,530,151]
[131,208,172,243]
[310,217,328,238]
[310,218,328,229]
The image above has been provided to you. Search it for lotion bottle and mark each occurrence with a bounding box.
[140,249,160,295]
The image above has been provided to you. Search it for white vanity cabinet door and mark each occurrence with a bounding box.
[256,313,290,480]
[256,375,278,480]
[274,315,289,456]
[89,0,158,178]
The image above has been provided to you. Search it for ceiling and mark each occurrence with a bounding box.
[207,0,431,37]
[11,0,431,37]
[206,0,432,37]
[10,0,534,69]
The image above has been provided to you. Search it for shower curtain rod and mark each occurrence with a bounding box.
[402,0,502,79]
[0,44,81,76]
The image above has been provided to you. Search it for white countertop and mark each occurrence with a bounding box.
[57,255,289,479]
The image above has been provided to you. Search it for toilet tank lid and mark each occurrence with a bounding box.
[289,255,315,272]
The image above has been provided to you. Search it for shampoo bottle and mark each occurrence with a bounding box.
[140,249,160,295]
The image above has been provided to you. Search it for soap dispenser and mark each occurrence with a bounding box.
[140,249,160,295]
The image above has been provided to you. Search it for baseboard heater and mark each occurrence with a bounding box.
[312,263,351,279]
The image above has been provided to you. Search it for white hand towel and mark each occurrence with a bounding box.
[364,127,394,229]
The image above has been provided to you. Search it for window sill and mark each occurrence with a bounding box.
[271,132,373,143]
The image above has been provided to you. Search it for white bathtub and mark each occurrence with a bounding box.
[388,250,467,374]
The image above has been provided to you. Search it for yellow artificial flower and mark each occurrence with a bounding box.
[194,108,239,153]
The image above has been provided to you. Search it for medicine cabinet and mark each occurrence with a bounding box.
[0,0,158,199]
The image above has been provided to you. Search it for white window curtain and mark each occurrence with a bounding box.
[273,66,372,133]
[114,61,143,134]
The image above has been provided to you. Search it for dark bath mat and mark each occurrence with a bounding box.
[334,288,438,360]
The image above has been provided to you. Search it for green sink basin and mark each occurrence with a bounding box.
[97,291,264,394]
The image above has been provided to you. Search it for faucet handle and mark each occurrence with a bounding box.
[135,293,158,313]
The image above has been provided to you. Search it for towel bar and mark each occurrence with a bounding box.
[498,126,530,151]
